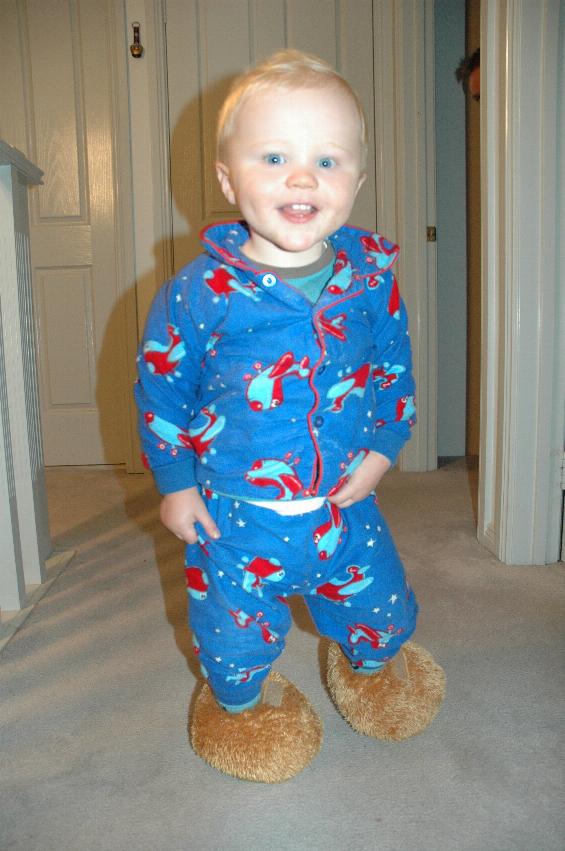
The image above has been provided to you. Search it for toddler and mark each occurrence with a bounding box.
[135,49,445,783]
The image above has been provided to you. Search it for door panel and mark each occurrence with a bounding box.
[1,0,126,465]
[166,0,376,272]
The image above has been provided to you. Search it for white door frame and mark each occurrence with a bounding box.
[113,0,172,473]
[478,0,564,564]
[373,0,438,473]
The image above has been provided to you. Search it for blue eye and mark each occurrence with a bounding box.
[318,157,336,169]
[264,153,285,165]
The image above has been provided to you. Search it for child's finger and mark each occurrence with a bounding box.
[328,482,354,506]
[197,508,221,540]
[177,524,198,544]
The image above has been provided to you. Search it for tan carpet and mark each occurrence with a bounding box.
[1,462,563,851]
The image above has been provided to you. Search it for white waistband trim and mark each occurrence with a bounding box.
[244,497,326,515]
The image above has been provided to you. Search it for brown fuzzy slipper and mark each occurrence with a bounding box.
[327,641,446,741]
[190,671,323,782]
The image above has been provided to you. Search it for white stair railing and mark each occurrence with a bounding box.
[0,140,51,615]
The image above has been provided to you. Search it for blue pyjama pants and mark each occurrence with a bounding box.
[186,491,418,711]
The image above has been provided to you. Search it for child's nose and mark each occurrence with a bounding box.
[286,168,318,189]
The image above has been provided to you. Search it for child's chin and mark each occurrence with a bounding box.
[278,236,324,256]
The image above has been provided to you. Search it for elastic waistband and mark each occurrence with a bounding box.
[243,497,326,515]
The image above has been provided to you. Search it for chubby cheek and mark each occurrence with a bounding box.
[324,173,361,204]
[239,176,280,211]
[323,192,359,223]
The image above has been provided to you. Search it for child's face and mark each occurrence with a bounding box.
[216,86,366,267]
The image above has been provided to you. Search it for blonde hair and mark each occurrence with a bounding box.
[216,49,367,167]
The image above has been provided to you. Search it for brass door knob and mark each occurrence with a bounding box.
[130,21,144,58]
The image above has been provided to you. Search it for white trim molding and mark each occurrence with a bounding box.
[111,0,142,474]
[117,0,173,473]
[479,0,564,564]
[123,0,172,334]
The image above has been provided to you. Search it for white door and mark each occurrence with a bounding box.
[165,0,377,271]
[0,0,129,465]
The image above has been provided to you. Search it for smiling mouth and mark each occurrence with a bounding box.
[279,203,317,222]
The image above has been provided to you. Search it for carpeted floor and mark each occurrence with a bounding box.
[1,462,564,851]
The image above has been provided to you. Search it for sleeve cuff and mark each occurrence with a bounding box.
[152,459,198,495]
[369,428,410,466]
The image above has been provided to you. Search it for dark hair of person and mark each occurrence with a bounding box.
[455,48,480,94]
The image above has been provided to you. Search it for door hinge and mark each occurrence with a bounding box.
[427,226,436,242]
[561,451,565,490]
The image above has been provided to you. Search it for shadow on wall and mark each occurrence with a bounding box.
[168,74,240,272]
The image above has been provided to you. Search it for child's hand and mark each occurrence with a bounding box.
[328,451,391,508]
[160,487,221,544]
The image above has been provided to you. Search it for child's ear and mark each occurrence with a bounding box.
[216,162,236,206]
[356,171,367,195]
